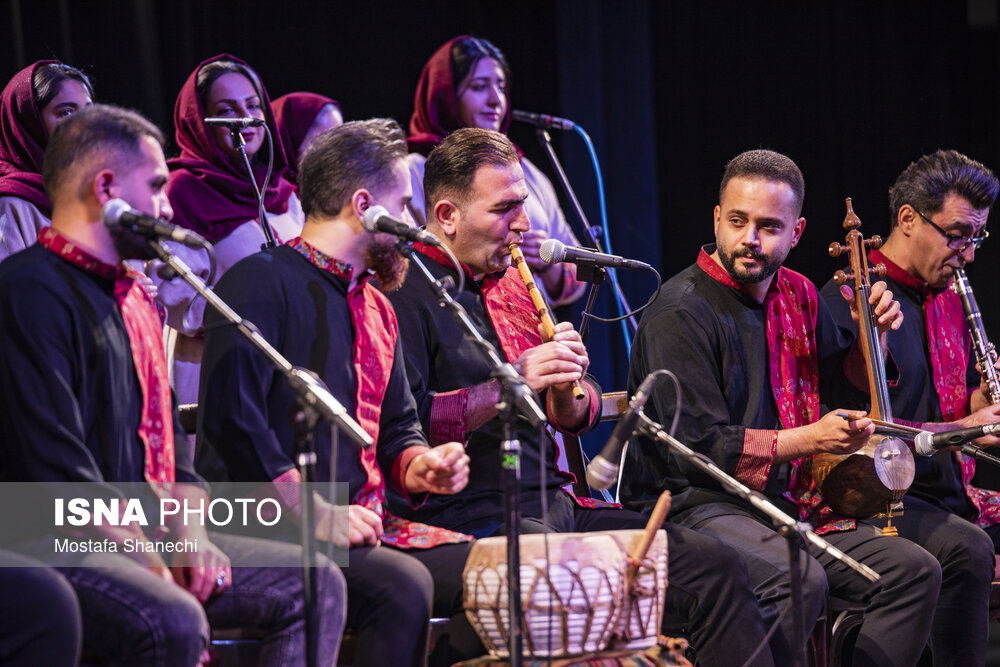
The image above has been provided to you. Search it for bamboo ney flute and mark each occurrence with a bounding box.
[509,243,586,400]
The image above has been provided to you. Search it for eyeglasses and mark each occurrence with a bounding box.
[913,208,989,252]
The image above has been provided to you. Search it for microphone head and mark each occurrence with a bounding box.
[585,455,619,491]
[913,431,935,457]
[361,205,388,233]
[101,198,131,227]
[539,238,566,264]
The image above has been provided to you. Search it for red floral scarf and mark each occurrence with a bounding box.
[38,227,175,493]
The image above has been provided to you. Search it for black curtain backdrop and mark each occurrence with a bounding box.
[5,0,1000,461]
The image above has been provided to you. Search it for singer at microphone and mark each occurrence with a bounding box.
[539,238,652,271]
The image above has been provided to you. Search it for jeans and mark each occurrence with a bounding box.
[0,551,82,666]
[59,531,346,666]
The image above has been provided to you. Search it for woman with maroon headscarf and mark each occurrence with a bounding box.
[407,36,585,307]
[271,92,343,184]
[160,53,303,405]
[0,60,93,261]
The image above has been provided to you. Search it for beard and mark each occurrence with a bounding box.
[110,226,159,261]
[365,235,409,292]
[716,243,785,286]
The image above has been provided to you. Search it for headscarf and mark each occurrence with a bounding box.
[166,53,295,244]
[0,60,59,215]
[271,92,340,184]
[407,36,513,156]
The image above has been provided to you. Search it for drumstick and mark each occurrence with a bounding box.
[625,490,671,588]
[509,243,585,400]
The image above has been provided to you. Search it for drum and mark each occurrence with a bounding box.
[462,529,668,657]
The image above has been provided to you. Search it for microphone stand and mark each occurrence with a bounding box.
[228,127,276,249]
[150,240,371,667]
[575,263,605,344]
[396,240,546,666]
[532,127,638,334]
[635,411,881,667]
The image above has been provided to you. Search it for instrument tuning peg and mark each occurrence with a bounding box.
[843,197,861,231]
[833,269,853,286]
[865,235,883,250]
[828,242,849,258]
[870,263,887,279]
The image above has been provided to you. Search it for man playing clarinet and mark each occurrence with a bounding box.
[387,126,777,667]
[820,149,1000,666]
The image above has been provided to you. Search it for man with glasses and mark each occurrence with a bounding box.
[821,149,1000,666]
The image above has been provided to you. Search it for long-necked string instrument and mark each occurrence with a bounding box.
[952,267,1000,406]
[812,199,915,529]
[510,244,586,400]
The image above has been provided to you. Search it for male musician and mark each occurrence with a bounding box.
[820,149,1000,666]
[620,149,941,667]
[0,104,345,665]
[387,127,777,667]
[198,119,482,666]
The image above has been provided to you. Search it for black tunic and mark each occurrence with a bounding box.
[198,244,426,502]
[620,250,853,519]
[385,248,601,533]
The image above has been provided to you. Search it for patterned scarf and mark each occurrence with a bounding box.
[695,251,846,529]
[288,237,471,548]
[38,227,175,494]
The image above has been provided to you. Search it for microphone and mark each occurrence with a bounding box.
[362,206,441,246]
[586,373,658,490]
[203,117,266,128]
[511,110,576,131]
[102,199,206,249]
[913,423,1000,456]
[540,238,651,271]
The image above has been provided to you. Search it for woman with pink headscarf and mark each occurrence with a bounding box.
[0,60,93,261]
[407,36,586,307]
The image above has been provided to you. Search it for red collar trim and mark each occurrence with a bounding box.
[696,246,779,302]
[37,227,124,282]
[287,236,354,281]
[412,242,475,280]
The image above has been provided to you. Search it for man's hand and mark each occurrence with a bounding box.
[776,409,874,463]
[170,538,232,603]
[311,496,382,548]
[840,280,903,335]
[405,442,470,495]
[953,403,1000,448]
[514,322,589,395]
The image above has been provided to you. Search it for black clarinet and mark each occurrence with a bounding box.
[952,267,1000,404]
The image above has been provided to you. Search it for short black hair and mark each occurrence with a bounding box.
[42,104,164,204]
[888,149,998,226]
[423,127,519,219]
[720,149,805,216]
[298,118,407,219]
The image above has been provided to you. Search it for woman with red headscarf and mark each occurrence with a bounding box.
[271,91,343,184]
[160,54,303,405]
[0,60,93,261]
[407,36,586,307]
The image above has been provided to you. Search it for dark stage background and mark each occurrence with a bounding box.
[5,0,1000,462]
